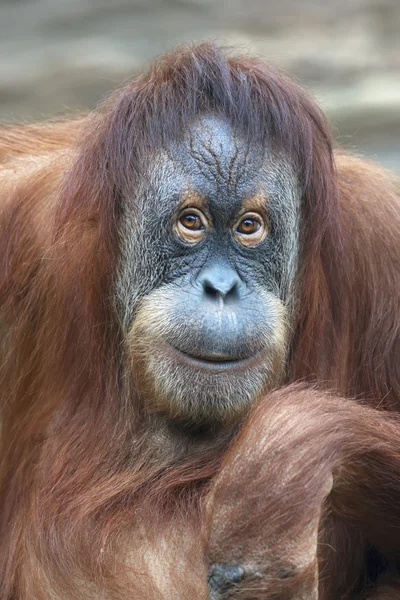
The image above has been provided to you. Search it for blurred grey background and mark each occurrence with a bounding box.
[0,0,399,172]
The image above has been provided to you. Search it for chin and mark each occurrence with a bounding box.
[135,340,287,425]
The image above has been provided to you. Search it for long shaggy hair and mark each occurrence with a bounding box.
[0,43,399,598]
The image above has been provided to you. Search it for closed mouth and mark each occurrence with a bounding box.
[166,344,261,371]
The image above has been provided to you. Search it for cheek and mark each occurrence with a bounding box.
[115,227,208,331]
[114,233,167,330]
[268,210,301,299]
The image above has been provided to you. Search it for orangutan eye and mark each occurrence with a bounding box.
[236,217,261,235]
[175,208,208,244]
[179,213,204,231]
[233,212,267,247]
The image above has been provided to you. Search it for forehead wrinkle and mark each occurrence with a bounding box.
[184,116,262,194]
[188,131,225,183]
[143,122,296,228]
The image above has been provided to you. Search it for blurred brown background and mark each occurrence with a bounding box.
[0,0,398,172]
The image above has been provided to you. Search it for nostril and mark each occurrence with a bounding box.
[203,277,239,300]
[198,264,241,301]
[204,280,220,299]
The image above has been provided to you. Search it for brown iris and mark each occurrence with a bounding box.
[234,212,267,247]
[236,217,261,235]
[175,208,207,244]
[179,213,204,231]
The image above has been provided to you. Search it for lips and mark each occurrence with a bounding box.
[166,344,261,371]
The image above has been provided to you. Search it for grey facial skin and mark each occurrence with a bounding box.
[115,115,301,425]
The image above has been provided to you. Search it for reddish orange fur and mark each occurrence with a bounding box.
[207,386,400,599]
[0,43,400,599]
